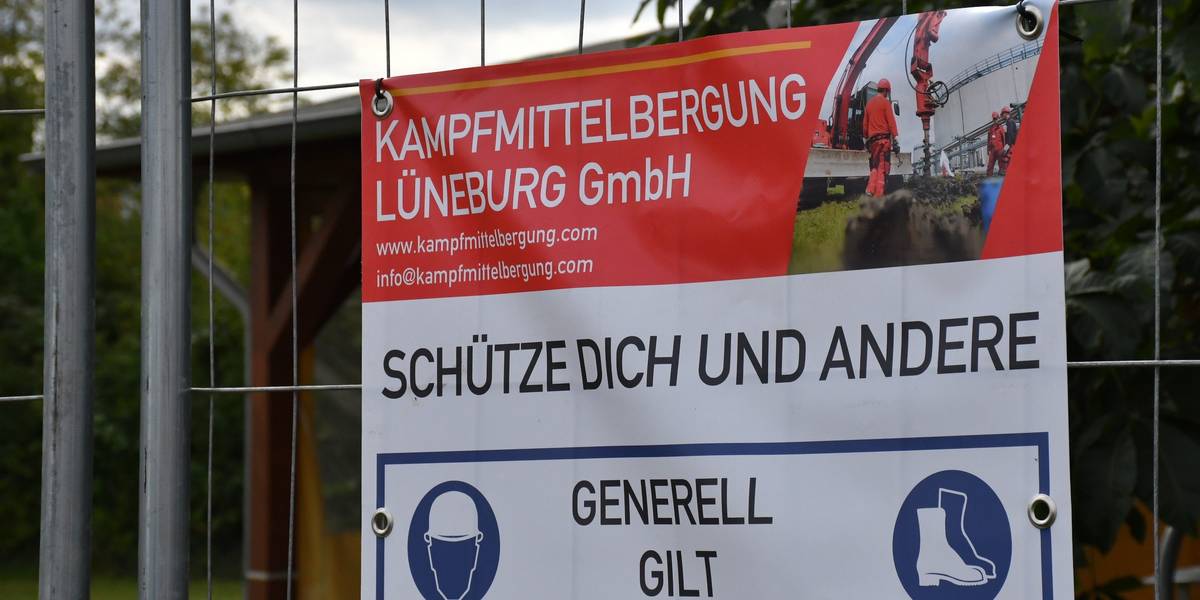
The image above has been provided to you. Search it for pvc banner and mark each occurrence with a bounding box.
[360,1,1070,597]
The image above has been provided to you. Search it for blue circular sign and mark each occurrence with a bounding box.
[408,481,500,600]
[892,470,1011,599]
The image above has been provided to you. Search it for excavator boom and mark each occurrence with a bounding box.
[828,18,897,149]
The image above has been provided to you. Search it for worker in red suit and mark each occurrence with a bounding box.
[986,111,1005,176]
[864,78,899,197]
[999,106,1018,175]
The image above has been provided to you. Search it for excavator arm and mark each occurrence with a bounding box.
[828,18,897,149]
[911,10,948,174]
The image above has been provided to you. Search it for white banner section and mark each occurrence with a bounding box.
[362,253,1072,599]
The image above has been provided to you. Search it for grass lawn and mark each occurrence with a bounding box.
[789,198,860,274]
[0,574,242,599]
[938,194,980,216]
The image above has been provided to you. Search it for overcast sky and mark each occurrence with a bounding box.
[115,0,699,102]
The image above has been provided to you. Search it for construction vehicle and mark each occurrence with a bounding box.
[803,18,910,204]
[802,12,949,204]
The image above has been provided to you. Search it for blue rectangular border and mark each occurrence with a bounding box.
[374,432,1052,599]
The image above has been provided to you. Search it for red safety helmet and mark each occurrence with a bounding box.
[991,111,999,120]
[877,78,892,92]
[1001,106,1011,115]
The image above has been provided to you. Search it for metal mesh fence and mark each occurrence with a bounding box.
[0,102,43,408]
[2,0,1193,598]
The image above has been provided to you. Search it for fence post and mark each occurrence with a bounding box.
[38,0,96,597]
[137,0,192,597]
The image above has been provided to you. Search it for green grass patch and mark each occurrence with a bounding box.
[933,194,979,216]
[788,199,861,274]
[0,574,242,600]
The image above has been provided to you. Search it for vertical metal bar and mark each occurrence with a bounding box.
[385,0,391,77]
[38,0,95,597]
[481,0,486,66]
[678,0,683,41]
[285,0,300,596]
[138,0,192,597]
[205,1,218,599]
[578,0,586,54]
[1152,0,1163,597]
[1157,527,1181,594]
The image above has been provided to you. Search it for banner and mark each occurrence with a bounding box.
[360,2,1070,598]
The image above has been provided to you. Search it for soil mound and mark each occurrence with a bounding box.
[843,182,984,270]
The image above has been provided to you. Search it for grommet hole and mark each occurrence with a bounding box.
[1028,494,1056,529]
[371,507,393,537]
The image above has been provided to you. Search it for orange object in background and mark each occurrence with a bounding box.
[297,350,361,599]
[1075,504,1200,599]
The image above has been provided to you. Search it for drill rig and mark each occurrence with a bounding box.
[910,10,949,176]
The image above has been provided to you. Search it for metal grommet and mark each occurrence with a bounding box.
[371,507,394,537]
[1015,2,1044,41]
[371,78,394,119]
[1027,494,1057,529]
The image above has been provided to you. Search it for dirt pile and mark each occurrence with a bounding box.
[904,173,984,203]
[842,182,984,270]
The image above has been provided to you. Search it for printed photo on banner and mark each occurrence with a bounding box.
[793,9,1038,275]
[359,2,1069,597]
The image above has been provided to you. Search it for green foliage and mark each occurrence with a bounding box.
[189,5,292,121]
[97,0,292,138]
[789,199,859,273]
[0,567,243,600]
[642,0,1200,588]
[0,0,273,577]
[1060,0,1200,557]
[0,0,48,564]
[189,182,252,575]
[89,189,143,574]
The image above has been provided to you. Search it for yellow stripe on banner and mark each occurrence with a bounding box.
[389,40,813,97]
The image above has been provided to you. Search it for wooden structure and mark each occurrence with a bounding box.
[96,96,362,599]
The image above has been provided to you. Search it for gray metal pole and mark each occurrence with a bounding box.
[38,0,96,597]
[137,0,192,597]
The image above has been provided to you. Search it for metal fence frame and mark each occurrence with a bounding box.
[36,0,95,598]
[0,0,1190,598]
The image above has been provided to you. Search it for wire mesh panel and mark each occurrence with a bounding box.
[0,1,97,597]
[2,0,1188,597]
[0,107,44,406]
[123,0,1194,598]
